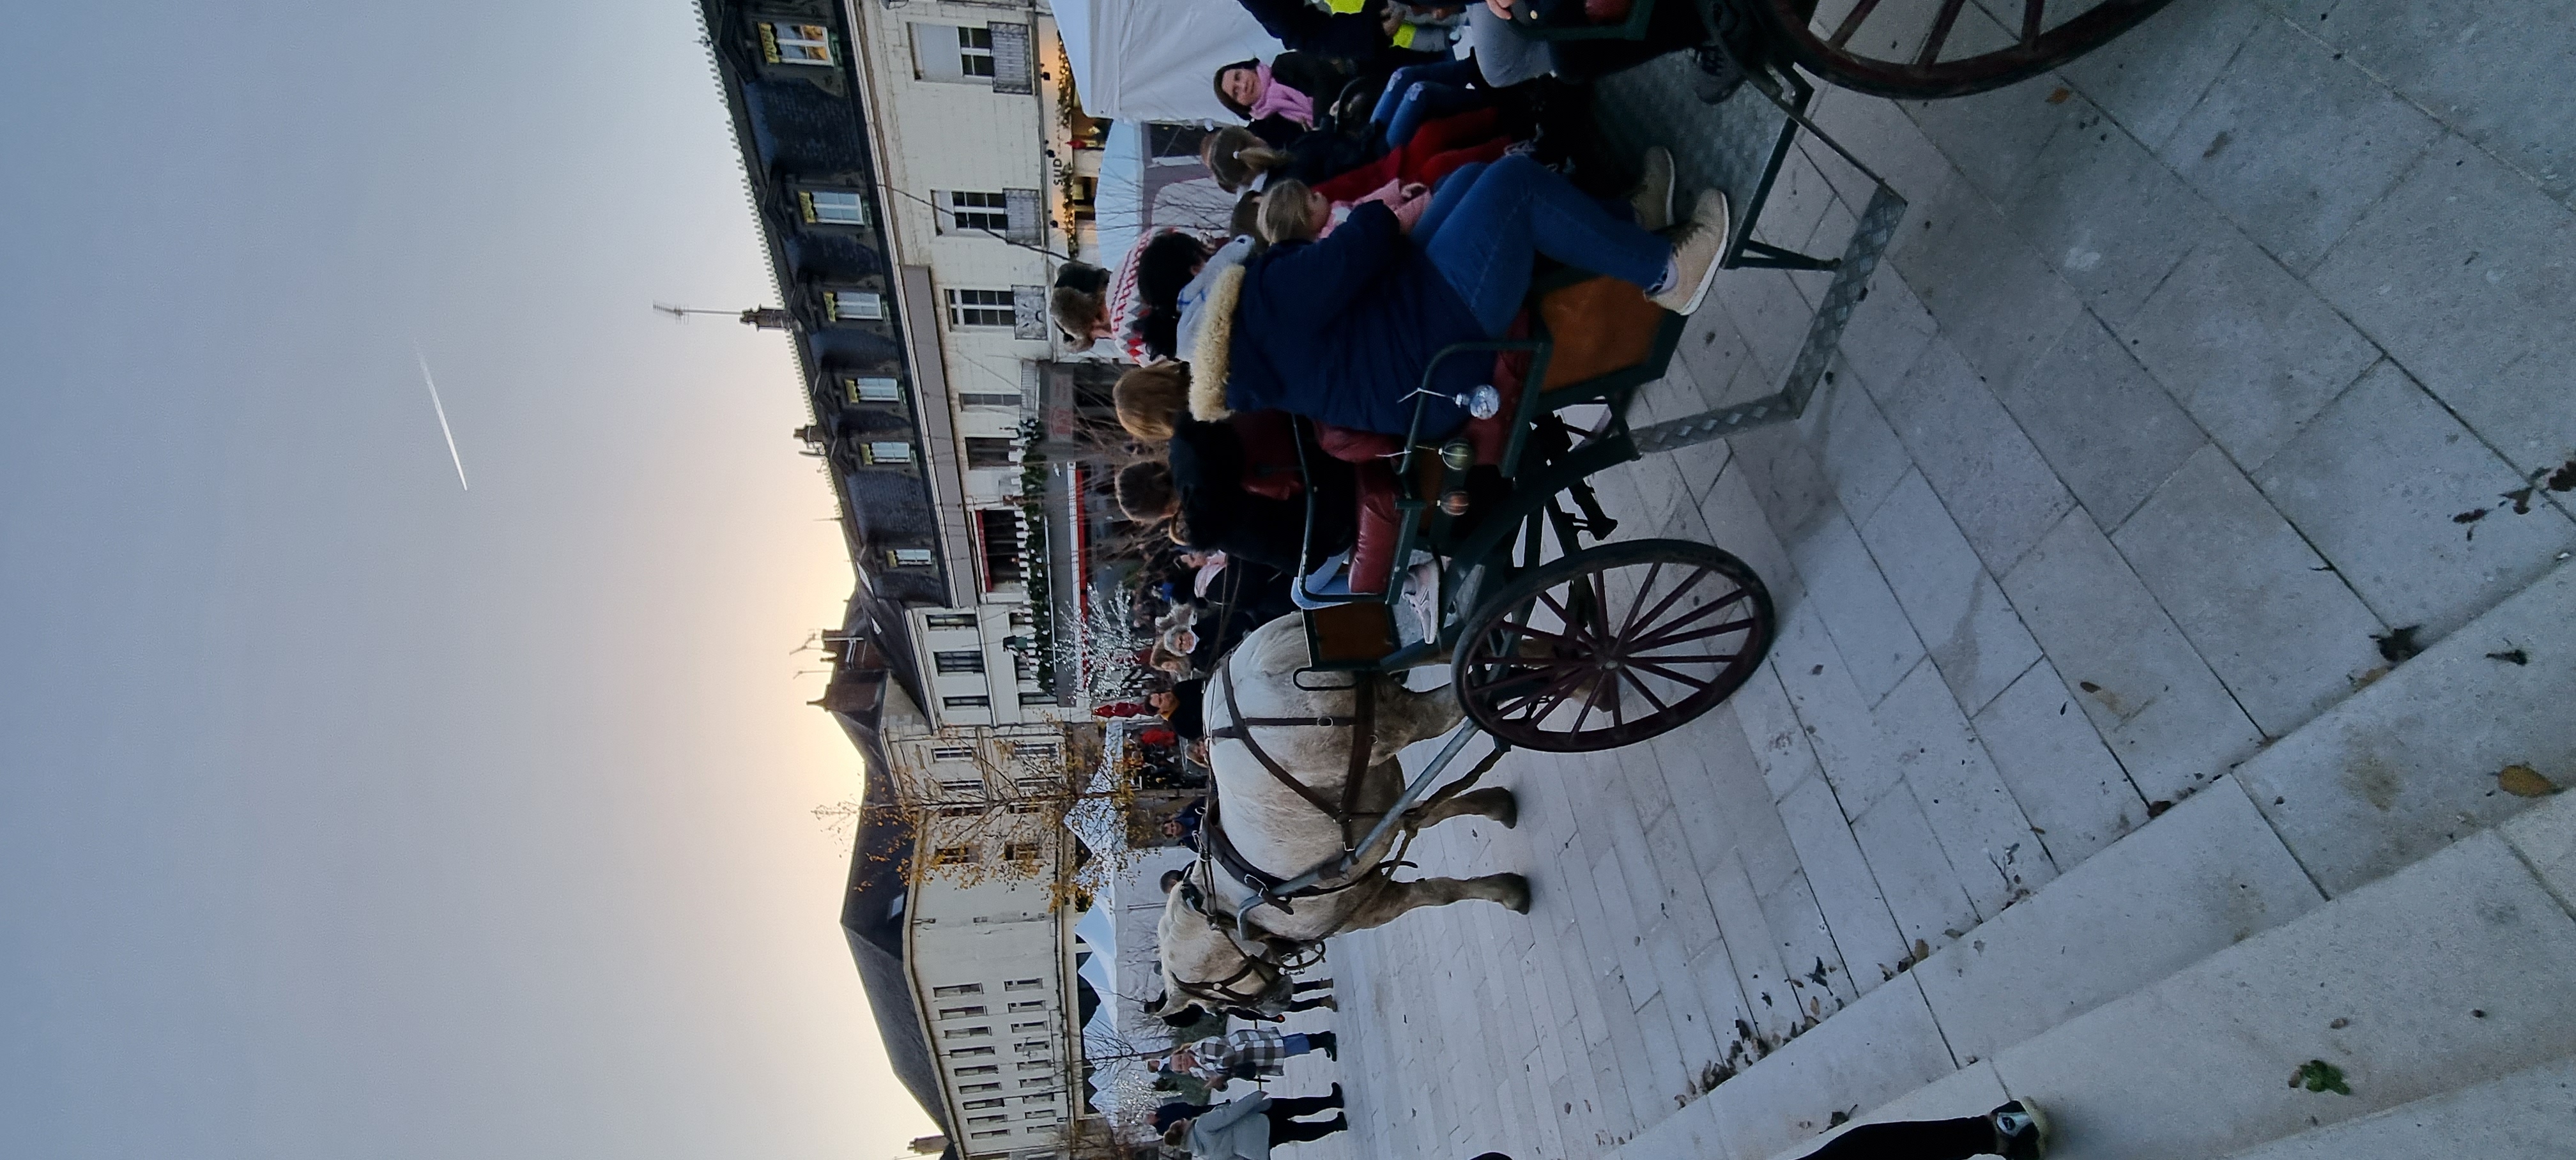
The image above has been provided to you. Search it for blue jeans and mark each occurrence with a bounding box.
[1420,153,1669,334]
[1368,57,1487,147]
[1282,1033,1317,1055]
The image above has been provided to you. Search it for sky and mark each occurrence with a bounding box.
[0,3,937,1157]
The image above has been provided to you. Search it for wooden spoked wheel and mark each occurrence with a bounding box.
[1453,539,1775,752]
[1748,0,2181,100]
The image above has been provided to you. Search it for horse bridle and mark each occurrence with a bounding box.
[1168,867,1289,1009]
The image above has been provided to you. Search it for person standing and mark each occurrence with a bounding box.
[1163,1087,1350,1159]
[1154,1027,1339,1090]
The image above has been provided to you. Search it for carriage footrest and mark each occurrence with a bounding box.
[1302,603,1400,671]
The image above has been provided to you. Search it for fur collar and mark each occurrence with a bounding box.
[1188,265,1243,422]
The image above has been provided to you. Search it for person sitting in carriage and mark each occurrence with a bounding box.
[1190,149,1728,443]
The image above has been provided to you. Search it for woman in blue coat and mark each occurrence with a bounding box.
[1187,150,1724,438]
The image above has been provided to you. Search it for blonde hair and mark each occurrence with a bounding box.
[1258,179,1320,245]
[1114,362,1191,441]
[1202,126,1291,192]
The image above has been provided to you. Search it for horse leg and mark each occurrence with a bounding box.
[1407,786,1518,830]
[1368,676,1468,763]
[1342,873,1533,930]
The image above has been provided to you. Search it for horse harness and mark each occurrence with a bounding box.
[1204,660,1383,874]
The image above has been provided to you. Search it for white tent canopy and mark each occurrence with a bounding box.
[1055,0,1283,123]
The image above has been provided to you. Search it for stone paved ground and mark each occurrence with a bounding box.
[1256,1,2576,1158]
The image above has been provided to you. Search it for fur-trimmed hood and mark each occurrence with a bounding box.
[1188,264,1243,422]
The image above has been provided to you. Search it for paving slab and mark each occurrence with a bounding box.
[1687,975,1956,1160]
[1871,340,2079,576]
[2307,133,2576,480]
[1904,71,2090,206]
[1831,264,1940,397]
[2058,0,2267,150]
[1988,828,2576,1160]
[1910,777,2321,1065]
[1770,603,1908,813]
[1848,782,1982,953]
[2114,225,2382,471]
[1788,507,1926,706]
[1997,93,2214,324]
[1860,470,2045,715]
[1994,314,2207,530]
[2253,360,2576,641]
[2237,558,2576,896]
[1970,659,2149,866]
[1731,666,1824,803]
[2112,443,2388,736]
[1877,660,2057,919]
[1888,176,2089,395]
[2158,13,2444,273]
[2499,789,2576,915]
[2305,0,2576,202]
[1805,374,1912,528]
[1775,773,1907,996]
[1998,509,2264,801]
[2223,1053,2576,1160]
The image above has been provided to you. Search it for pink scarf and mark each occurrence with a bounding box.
[1245,64,1314,128]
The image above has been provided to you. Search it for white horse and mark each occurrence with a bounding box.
[1157,616,1529,1018]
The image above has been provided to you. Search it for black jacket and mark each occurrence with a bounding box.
[1168,418,1359,572]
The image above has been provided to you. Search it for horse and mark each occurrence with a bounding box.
[1156,615,1530,1019]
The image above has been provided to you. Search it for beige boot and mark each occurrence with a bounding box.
[1650,188,1731,316]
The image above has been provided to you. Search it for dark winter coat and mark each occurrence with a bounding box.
[1167,415,1358,571]
[1192,201,1482,438]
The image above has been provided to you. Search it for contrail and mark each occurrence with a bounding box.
[413,346,469,491]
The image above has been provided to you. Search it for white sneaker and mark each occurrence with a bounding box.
[1650,188,1730,316]
[1631,146,1675,232]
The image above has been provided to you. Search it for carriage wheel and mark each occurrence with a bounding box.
[1453,539,1775,752]
[1747,0,2181,100]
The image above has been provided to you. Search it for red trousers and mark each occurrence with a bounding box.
[1313,108,1513,203]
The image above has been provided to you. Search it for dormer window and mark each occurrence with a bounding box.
[763,22,834,65]
[861,440,913,465]
[802,189,870,225]
[846,376,902,404]
[828,289,884,323]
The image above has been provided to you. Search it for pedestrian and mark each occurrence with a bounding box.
[1162,1086,1350,1159]
[1460,1099,2048,1160]
[1153,1027,1339,1090]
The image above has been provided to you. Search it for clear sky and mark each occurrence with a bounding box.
[0,3,935,1156]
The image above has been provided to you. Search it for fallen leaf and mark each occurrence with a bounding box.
[2486,648,2529,666]
[2453,508,2489,524]
[2352,665,2391,689]
[2328,1017,2349,1029]
[2498,764,2559,798]
[2294,1059,2352,1095]
[2549,459,2576,492]
[2078,680,2103,692]
[2502,487,2535,514]
[2147,800,2174,819]
[1913,938,1931,961]
[2373,625,2424,663]
[2046,87,2072,103]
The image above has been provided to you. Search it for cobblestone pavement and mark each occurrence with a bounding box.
[1253,2,2576,1159]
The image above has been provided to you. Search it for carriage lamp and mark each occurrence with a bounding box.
[1442,490,1472,515]
[1439,441,1475,471]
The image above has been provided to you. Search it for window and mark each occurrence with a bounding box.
[934,984,985,996]
[1006,802,1041,815]
[940,1005,988,1018]
[802,189,868,225]
[958,25,996,75]
[1015,1040,1048,1053]
[963,1098,1006,1110]
[1023,1150,1061,1160]
[954,1064,999,1076]
[846,376,901,404]
[933,845,979,866]
[1010,1019,1048,1032]
[1013,742,1057,765]
[942,1026,992,1039]
[931,745,974,761]
[945,695,991,709]
[949,1046,995,1058]
[969,1131,1011,1141]
[965,438,1017,469]
[926,613,977,630]
[948,191,1009,233]
[959,392,1019,409]
[936,805,983,818]
[935,650,986,674]
[1009,609,1034,627]
[1023,1111,1057,1121]
[890,547,935,568]
[862,440,913,465]
[1002,842,1041,862]
[1008,1000,1045,1012]
[1004,978,1042,991]
[947,287,1013,328]
[977,510,1022,589]
[1018,1078,1053,1090]
[939,780,983,797]
[1018,691,1059,706]
[827,289,883,323]
[1015,1060,1050,1071]
[763,21,833,65]
[967,1115,1007,1126]
[961,1082,1002,1094]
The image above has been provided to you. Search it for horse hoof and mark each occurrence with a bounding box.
[1497,873,1533,913]
[1491,788,1520,830]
